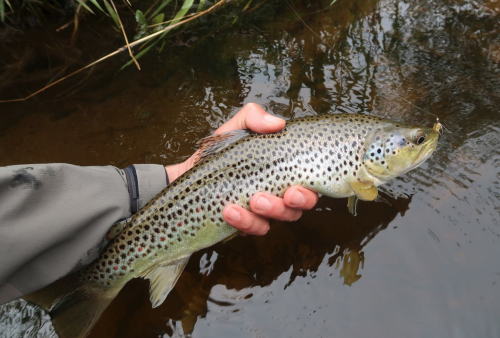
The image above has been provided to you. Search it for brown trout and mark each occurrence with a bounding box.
[26,113,439,338]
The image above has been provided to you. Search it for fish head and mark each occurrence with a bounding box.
[363,123,439,182]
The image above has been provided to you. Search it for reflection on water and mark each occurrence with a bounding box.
[1,0,500,337]
[0,299,56,338]
[87,192,409,337]
[338,250,364,286]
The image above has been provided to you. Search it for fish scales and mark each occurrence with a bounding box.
[25,113,439,338]
[77,114,387,286]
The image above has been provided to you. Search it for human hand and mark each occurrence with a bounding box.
[166,103,319,236]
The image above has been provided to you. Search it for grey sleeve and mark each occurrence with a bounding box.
[0,163,169,305]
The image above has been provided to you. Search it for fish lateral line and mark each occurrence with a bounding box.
[22,112,441,338]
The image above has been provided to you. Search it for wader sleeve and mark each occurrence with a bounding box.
[0,163,169,305]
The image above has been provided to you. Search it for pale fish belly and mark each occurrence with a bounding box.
[26,113,439,338]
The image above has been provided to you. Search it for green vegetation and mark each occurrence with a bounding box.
[0,0,209,26]
[0,0,273,101]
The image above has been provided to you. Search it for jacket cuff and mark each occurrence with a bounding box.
[123,164,169,213]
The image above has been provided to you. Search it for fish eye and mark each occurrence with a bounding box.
[414,130,426,145]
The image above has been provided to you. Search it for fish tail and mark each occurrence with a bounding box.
[24,274,122,338]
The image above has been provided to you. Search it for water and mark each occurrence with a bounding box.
[1,0,499,337]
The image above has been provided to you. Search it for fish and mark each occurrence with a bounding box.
[24,113,439,338]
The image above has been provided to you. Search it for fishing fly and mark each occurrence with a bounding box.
[433,117,446,135]
[286,0,447,135]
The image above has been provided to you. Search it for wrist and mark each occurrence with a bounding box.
[165,151,199,183]
[165,164,183,183]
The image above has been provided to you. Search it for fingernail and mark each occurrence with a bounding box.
[290,190,305,206]
[226,207,241,222]
[255,195,271,211]
[264,114,283,124]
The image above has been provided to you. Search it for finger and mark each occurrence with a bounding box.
[283,186,319,210]
[250,192,303,222]
[215,103,286,135]
[223,205,270,236]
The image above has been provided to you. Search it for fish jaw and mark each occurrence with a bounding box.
[363,124,439,182]
[410,133,439,170]
[24,112,443,338]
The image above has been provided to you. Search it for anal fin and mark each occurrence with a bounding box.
[139,255,191,308]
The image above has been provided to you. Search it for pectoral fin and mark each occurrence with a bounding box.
[347,196,358,216]
[348,180,378,201]
[139,255,191,308]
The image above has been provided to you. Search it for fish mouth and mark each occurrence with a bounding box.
[410,137,438,169]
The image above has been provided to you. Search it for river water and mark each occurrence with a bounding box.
[0,0,499,337]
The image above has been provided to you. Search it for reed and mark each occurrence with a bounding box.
[0,0,267,102]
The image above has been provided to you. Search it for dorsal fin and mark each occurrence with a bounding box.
[194,129,253,165]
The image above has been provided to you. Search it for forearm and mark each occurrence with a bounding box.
[164,150,198,183]
[0,103,320,305]
[0,163,168,304]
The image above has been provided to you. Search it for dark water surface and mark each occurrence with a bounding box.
[1,0,499,337]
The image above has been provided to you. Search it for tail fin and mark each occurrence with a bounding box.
[24,275,121,338]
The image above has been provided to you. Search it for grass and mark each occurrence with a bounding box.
[0,0,271,102]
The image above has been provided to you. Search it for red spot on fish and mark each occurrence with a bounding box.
[177,222,183,226]
[196,208,200,212]
[138,247,143,252]
[114,266,118,270]
[160,236,166,241]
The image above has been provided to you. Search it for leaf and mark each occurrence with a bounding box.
[135,9,150,40]
[136,9,148,26]
[119,39,159,71]
[197,0,206,12]
[103,0,120,28]
[75,0,95,14]
[152,13,164,25]
[149,0,173,20]
[88,0,105,13]
[152,13,165,32]
[169,0,194,27]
